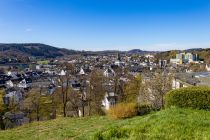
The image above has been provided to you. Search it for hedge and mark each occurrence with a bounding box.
[164,86,210,109]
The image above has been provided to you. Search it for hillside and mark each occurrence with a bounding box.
[0,43,210,61]
[127,49,157,54]
[0,107,210,140]
[0,43,152,58]
[0,43,80,58]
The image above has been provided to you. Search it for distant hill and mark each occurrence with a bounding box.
[0,43,151,58]
[127,49,157,54]
[0,43,209,60]
[0,43,80,58]
[185,48,204,52]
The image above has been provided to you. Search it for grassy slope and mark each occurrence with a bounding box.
[1,107,210,140]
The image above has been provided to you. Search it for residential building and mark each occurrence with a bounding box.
[102,92,118,110]
[170,52,198,64]
[159,60,167,68]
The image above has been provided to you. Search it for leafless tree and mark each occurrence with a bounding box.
[139,72,173,109]
[24,87,42,121]
[86,70,105,115]
[57,63,75,117]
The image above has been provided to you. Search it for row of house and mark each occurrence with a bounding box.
[0,52,169,128]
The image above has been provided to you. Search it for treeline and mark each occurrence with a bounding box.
[0,43,80,58]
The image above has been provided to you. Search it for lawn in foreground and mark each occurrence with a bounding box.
[1,107,210,140]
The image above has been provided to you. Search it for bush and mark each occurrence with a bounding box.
[164,86,210,109]
[136,104,152,115]
[108,103,137,119]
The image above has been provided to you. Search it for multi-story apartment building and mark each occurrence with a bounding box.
[170,52,198,64]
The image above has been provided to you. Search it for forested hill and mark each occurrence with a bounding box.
[1,43,210,60]
[0,44,154,58]
[0,43,80,58]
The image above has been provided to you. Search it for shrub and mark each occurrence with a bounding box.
[108,103,137,119]
[164,86,210,109]
[136,104,152,115]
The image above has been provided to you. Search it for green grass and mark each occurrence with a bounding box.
[1,107,210,140]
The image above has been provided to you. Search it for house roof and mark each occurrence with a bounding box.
[174,72,210,86]
[175,73,200,86]
[4,112,25,120]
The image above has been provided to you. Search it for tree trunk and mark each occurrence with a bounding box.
[0,115,5,130]
[61,81,66,117]
[36,106,40,121]
[63,102,66,117]
[82,99,85,117]
[161,94,164,109]
[88,100,91,116]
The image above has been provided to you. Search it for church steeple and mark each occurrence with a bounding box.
[117,53,121,61]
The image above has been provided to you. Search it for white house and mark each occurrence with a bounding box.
[172,79,189,89]
[145,54,154,59]
[79,68,85,75]
[206,64,210,71]
[7,71,18,79]
[172,73,200,89]
[17,79,30,89]
[103,68,115,78]
[59,70,66,76]
[6,80,14,88]
[102,92,118,110]
[114,60,125,66]
[36,65,41,70]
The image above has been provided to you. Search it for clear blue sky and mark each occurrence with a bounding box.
[0,0,210,51]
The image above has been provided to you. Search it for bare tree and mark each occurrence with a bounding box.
[24,87,42,121]
[139,72,173,109]
[57,63,75,117]
[112,67,127,102]
[87,70,105,115]
[124,74,142,102]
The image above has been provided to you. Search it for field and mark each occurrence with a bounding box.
[0,107,210,140]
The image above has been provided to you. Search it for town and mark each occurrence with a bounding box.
[0,46,210,129]
[1,0,210,139]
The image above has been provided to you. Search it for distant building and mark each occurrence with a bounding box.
[3,112,29,129]
[206,64,210,71]
[159,60,167,68]
[104,68,115,77]
[5,80,14,88]
[172,72,210,89]
[79,68,85,75]
[114,53,125,66]
[145,54,154,59]
[59,70,66,76]
[102,92,118,110]
[170,52,198,64]
[172,73,199,89]
[17,79,30,89]
[3,88,24,105]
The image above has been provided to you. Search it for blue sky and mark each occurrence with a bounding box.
[0,0,210,51]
